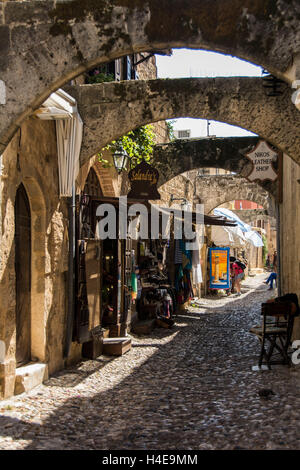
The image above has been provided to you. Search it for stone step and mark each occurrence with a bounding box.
[102,338,132,356]
[14,363,48,395]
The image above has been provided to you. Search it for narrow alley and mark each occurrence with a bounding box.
[0,274,299,451]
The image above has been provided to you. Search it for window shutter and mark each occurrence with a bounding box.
[115,59,121,81]
[126,56,132,80]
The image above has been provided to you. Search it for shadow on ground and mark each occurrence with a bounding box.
[0,278,299,450]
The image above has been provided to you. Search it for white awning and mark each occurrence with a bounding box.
[35,89,83,197]
[213,208,264,247]
[211,225,246,248]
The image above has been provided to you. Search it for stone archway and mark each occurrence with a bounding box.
[0,0,299,155]
[66,77,300,167]
[77,154,117,198]
[153,136,280,196]
[153,137,260,182]
[194,175,273,215]
[158,172,274,215]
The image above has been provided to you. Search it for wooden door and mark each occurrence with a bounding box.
[15,184,31,366]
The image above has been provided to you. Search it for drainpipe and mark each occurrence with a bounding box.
[276,202,281,296]
[64,184,76,358]
[0,154,2,248]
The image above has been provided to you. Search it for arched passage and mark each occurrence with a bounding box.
[0,0,299,154]
[196,175,273,215]
[159,173,274,216]
[12,176,47,366]
[153,136,260,184]
[77,154,116,198]
[152,135,277,195]
[21,176,47,364]
[65,77,300,167]
[211,198,276,272]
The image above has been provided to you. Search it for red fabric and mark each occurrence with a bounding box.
[232,262,243,275]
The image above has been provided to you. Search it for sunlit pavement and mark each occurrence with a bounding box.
[1,273,300,450]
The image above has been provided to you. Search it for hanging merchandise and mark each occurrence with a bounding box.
[191,233,203,284]
[174,239,183,264]
[180,240,192,270]
[193,262,203,284]
[174,263,184,303]
[131,272,138,300]
[135,238,176,327]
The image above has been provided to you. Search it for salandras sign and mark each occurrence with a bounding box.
[246,140,278,182]
[127,160,161,200]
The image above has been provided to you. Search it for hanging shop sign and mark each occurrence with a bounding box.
[127,160,161,200]
[245,140,278,182]
[209,247,230,290]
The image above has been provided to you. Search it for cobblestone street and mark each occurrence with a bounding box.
[1,273,300,450]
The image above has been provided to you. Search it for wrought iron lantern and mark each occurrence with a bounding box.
[113,145,128,174]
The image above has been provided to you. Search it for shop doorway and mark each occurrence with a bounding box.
[15,183,31,367]
[75,168,103,343]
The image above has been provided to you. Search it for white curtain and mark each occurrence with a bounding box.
[56,113,83,197]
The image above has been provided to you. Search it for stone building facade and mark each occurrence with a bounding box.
[0,117,70,397]
[0,52,169,399]
[157,169,276,293]
[0,1,299,399]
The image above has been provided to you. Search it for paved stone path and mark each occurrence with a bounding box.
[1,274,300,450]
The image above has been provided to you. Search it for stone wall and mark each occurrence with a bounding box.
[280,153,300,339]
[158,174,194,207]
[136,54,169,145]
[0,116,81,398]
[1,0,299,155]
[66,78,300,168]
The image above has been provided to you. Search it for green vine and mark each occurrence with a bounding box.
[85,67,115,85]
[86,67,156,170]
[98,124,156,170]
[166,119,176,141]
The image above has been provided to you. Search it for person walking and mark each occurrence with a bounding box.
[265,272,277,290]
[232,260,244,296]
[227,258,236,296]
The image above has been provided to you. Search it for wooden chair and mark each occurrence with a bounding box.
[250,302,295,369]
